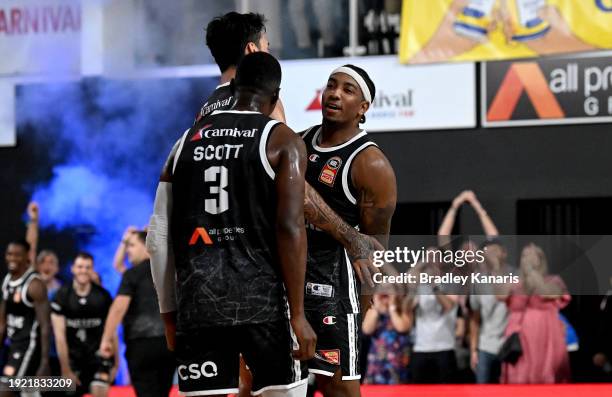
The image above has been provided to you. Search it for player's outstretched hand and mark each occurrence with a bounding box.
[348,233,385,288]
[290,314,317,361]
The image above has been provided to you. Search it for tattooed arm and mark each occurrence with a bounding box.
[304,183,384,284]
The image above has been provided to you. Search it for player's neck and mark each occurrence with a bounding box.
[73,280,92,296]
[233,94,265,113]
[320,121,360,147]
[220,67,237,85]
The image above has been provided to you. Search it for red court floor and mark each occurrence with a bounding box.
[97,384,612,397]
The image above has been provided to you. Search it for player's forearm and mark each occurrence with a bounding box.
[35,304,50,363]
[147,182,177,313]
[26,219,39,264]
[304,183,370,259]
[277,221,307,317]
[55,337,71,372]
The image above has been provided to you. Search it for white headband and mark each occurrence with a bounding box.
[330,66,372,104]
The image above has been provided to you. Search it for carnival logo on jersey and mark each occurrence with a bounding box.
[190,124,212,142]
[309,154,320,163]
[322,316,336,325]
[318,156,342,187]
[189,227,213,246]
[487,62,564,122]
[315,349,340,365]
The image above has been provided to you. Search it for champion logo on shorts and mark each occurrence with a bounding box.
[322,316,336,325]
[315,349,340,365]
[318,156,342,187]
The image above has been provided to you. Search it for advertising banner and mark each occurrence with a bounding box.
[400,0,612,64]
[483,52,612,127]
[282,56,476,132]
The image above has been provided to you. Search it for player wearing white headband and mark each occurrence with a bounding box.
[300,65,397,397]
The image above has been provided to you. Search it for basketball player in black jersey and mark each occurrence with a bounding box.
[301,66,397,397]
[51,252,115,397]
[195,12,286,123]
[0,240,50,394]
[148,52,316,396]
[200,11,383,282]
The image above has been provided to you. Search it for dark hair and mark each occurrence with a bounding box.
[206,12,266,73]
[235,52,281,95]
[341,64,376,102]
[134,231,147,244]
[480,238,505,250]
[8,239,30,253]
[75,251,94,262]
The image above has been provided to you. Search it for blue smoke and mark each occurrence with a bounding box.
[16,75,218,384]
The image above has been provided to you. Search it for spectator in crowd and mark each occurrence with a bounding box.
[407,248,459,383]
[362,293,412,384]
[112,226,138,274]
[99,231,174,397]
[24,201,64,383]
[500,243,571,383]
[469,240,510,383]
[51,252,117,397]
[36,251,63,297]
[438,190,499,249]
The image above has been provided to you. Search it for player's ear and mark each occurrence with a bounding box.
[244,41,258,54]
[358,101,370,123]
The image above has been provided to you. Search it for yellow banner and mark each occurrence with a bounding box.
[399,0,612,64]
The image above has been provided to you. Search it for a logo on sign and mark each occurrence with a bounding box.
[323,316,336,325]
[487,63,565,122]
[306,89,323,111]
[318,156,342,187]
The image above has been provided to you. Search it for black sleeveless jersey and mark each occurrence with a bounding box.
[194,82,233,124]
[172,110,285,330]
[51,283,112,363]
[301,125,378,315]
[1,269,41,344]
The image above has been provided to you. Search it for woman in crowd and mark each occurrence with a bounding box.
[501,243,571,383]
[362,293,412,384]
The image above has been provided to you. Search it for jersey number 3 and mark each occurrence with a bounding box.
[204,166,229,214]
